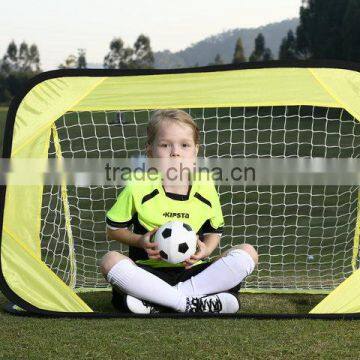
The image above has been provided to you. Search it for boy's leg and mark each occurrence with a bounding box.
[176,244,258,296]
[101,252,186,311]
[101,252,240,314]
[111,265,179,313]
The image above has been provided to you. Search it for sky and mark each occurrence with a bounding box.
[0,0,302,70]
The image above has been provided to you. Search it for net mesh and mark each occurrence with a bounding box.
[41,106,360,292]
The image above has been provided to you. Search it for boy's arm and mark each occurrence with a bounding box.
[107,227,161,259]
[201,233,221,256]
[183,182,224,268]
[107,227,142,248]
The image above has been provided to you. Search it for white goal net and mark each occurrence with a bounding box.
[41,106,360,293]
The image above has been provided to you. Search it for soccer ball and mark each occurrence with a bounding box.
[153,221,197,264]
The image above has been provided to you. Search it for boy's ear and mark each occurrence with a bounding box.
[195,144,199,155]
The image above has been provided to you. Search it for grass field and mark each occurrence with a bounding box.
[1,293,359,360]
[1,106,360,359]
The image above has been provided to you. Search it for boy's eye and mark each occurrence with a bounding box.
[182,143,190,148]
[159,143,168,148]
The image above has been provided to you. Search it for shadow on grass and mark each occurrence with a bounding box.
[78,291,326,315]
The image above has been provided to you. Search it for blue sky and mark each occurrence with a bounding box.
[0,0,302,70]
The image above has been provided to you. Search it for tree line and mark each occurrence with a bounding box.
[230,0,360,65]
[279,0,360,61]
[0,34,155,104]
[0,41,41,104]
[59,34,154,70]
[1,0,360,104]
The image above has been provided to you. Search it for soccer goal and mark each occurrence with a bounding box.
[1,63,360,316]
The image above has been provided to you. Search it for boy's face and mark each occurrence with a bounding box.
[148,121,199,159]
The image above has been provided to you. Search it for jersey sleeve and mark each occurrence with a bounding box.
[199,183,224,236]
[209,189,224,233]
[106,185,135,229]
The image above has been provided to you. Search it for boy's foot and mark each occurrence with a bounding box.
[125,295,170,314]
[125,293,239,315]
[185,293,240,314]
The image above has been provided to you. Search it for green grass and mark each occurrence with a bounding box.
[0,292,360,359]
[1,106,360,359]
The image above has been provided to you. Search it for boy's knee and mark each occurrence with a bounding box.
[100,251,128,276]
[227,244,259,265]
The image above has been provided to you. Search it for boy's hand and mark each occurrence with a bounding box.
[183,239,211,269]
[138,228,161,260]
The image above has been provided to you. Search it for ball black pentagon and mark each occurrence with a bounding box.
[159,250,168,260]
[162,228,172,238]
[183,223,192,232]
[178,242,189,254]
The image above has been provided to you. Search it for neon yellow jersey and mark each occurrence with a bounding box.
[106,173,224,267]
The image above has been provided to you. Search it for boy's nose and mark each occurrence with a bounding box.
[170,145,180,157]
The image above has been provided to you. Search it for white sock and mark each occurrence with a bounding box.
[176,249,255,296]
[107,259,187,311]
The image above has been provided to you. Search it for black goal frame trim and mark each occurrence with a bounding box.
[3,302,360,320]
[1,60,360,319]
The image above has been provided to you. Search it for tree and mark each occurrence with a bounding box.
[104,38,123,69]
[208,53,224,66]
[232,37,246,63]
[0,71,34,104]
[263,48,273,61]
[342,0,360,62]
[0,40,41,104]
[104,35,154,69]
[249,33,273,62]
[296,0,349,59]
[59,54,77,69]
[1,41,41,74]
[1,41,18,73]
[103,37,134,69]
[133,34,154,68]
[77,49,87,69]
[0,74,12,103]
[59,49,87,69]
[279,30,298,60]
[214,53,223,65]
[28,44,40,72]
[18,42,29,71]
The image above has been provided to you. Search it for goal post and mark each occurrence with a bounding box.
[1,63,360,316]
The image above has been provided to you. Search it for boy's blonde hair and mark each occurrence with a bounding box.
[147,109,200,146]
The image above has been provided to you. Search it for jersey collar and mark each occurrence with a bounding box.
[161,185,193,201]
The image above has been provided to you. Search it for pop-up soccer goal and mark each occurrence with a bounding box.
[0,62,359,318]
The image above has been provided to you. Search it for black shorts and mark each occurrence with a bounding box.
[111,261,241,311]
